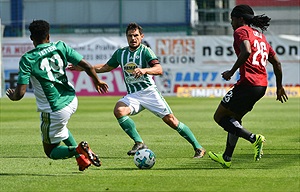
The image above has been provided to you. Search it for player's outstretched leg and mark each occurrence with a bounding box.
[76,141,101,167]
[176,122,205,158]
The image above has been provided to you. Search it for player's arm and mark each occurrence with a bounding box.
[268,55,288,103]
[94,63,115,73]
[67,63,115,73]
[222,40,251,80]
[133,59,162,78]
[6,84,27,101]
[77,59,109,94]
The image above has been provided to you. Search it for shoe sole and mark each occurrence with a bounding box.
[79,142,102,167]
[79,163,91,171]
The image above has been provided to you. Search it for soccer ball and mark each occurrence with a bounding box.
[133,149,156,169]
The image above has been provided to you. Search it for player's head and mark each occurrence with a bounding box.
[230,4,271,32]
[231,4,254,21]
[126,22,144,51]
[29,20,50,46]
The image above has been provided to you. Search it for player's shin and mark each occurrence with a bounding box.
[49,146,77,159]
[118,116,143,143]
[63,130,79,158]
[223,133,239,161]
[176,122,202,149]
[218,116,255,143]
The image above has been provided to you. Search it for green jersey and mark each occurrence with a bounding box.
[17,41,83,112]
[107,44,158,94]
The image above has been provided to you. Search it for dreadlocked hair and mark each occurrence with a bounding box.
[251,14,271,32]
[231,4,271,32]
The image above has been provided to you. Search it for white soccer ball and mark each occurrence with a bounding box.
[133,149,156,169]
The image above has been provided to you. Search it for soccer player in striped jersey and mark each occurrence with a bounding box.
[70,22,206,158]
[6,20,109,171]
[208,5,288,168]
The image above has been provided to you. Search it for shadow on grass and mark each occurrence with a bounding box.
[0,153,298,173]
[104,167,218,171]
[0,156,47,158]
[0,173,77,176]
[202,153,300,169]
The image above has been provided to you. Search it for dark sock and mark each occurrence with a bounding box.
[223,154,232,162]
[218,116,254,142]
[223,133,239,161]
[249,133,256,143]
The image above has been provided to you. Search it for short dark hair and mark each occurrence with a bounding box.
[126,22,143,35]
[29,20,50,42]
[231,4,271,32]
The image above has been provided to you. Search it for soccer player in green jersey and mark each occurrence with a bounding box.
[69,22,206,158]
[6,20,109,171]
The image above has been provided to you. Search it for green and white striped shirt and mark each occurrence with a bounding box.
[17,41,83,112]
[107,44,158,94]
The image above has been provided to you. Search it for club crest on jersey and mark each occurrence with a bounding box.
[124,62,138,74]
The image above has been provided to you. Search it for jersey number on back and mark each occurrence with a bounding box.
[252,39,268,67]
[40,54,64,81]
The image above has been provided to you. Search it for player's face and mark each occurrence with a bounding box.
[127,29,144,51]
[231,16,244,31]
[231,17,238,30]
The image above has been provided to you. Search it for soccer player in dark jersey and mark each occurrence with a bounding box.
[208,5,288,168]
[69,22,206,158]
[6,20,109,171]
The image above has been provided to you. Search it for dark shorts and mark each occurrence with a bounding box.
[221,85,267,114]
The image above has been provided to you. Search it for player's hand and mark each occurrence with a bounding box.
[67,64,84,71]
[94,80,109,94]
[6,88,15,100]
[221,70,234,81]
[133,68,145,78]
[276,87,288,103]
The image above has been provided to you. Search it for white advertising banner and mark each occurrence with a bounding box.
[2,35,299,97]
[150,35,300,96]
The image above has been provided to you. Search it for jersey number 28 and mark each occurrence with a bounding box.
[252,39,268,67]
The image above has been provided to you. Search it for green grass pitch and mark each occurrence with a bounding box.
[0,96,299,191]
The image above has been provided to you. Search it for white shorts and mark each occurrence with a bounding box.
[119,86,172,118]
[40,97,78,144]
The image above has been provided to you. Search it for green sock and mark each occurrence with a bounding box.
[176,122,202,149]
[118,116,143,143]
[49,145,77,159]
[63,130,80,158]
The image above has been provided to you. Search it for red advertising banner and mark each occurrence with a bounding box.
[67,68,127,96]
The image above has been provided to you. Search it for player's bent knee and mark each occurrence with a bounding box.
[43,142,58,159]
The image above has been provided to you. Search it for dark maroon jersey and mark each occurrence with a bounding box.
[233,25,276,86]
